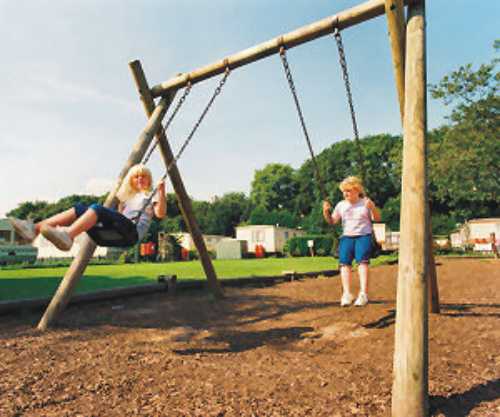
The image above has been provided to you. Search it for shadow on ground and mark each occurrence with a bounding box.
[430,378,500,417]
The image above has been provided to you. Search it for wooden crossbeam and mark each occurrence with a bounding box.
[150,0,416,98]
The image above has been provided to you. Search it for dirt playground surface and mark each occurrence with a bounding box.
[1,258,499,417]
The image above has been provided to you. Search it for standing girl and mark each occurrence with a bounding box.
[322,176,381,307]
[9,164,166,251]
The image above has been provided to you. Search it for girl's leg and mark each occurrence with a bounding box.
[358,262,369,295]
[340,265,352,295]
[353,235,371,306]
[66,209,98,239]
[36,208,78,235]
[40,204,97,251]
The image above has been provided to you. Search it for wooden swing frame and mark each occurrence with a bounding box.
[39,1,434,415]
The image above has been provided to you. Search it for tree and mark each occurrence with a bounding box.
[203,192,250,236]
[250,163,299,212]
[428,40,499,222]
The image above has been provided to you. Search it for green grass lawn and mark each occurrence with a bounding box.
[0,255,397,302]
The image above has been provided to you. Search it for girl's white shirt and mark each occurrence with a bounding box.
[121,192,158,241]
[332,197,373,236]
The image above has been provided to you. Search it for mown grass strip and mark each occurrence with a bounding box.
[0,255,397,301]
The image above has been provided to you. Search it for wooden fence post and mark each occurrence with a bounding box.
[37,94,176,331]
[391,1,429,416]
[128,60,223,299]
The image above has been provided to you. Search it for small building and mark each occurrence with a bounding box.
[173,232,227,252]
[465,218,500,252]
[215,239,248,260]
[0,219,38,264]
[0,218,19,245]
[235,225,305,254]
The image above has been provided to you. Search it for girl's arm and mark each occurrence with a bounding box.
[365,198,381,222]
[153,180,167,219]
[323,201,341,225]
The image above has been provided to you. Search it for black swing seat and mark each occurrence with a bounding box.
[87,221,138,248]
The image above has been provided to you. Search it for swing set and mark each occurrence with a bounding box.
[39,1,434,415]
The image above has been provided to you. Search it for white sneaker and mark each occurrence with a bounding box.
[41,225,73,251]
[340,292,354,307]
[8,217,36,242]
[354,292,369,307]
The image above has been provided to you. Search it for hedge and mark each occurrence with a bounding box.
[284,235,338,257]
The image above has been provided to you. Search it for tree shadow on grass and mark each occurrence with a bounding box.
[430,378,500,417]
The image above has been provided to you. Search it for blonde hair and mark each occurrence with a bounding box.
[116,164,153,202]
[339,176,365,197]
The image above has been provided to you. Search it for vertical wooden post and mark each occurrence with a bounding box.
[128,60,223,299]
[37,94,176,331]
[391,1,429,416]
[385,0,439,314]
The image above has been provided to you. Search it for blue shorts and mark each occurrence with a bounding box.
[74,203,138,247]
[338,234,372,266]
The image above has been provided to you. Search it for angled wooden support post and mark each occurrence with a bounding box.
[128,60,223,299]
[384,0,406,120]
[391,1,429,416]
[37,93,177,331]
[385,0,439,314]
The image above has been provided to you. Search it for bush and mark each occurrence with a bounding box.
[284,235,337,257]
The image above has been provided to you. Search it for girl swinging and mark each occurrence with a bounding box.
[9,164,166,251]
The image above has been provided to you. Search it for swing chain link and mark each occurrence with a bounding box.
[279,46,328,201]
[133,68,231,223]
[333,28,366,180]
[170,66,231,168]
[142,81,193,165]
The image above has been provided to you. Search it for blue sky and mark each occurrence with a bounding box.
[1,0,498,217]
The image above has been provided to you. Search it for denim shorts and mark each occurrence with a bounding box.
[74,203,138,247]
[338,234,372,266]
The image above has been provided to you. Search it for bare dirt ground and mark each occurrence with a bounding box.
[1,258,499,417]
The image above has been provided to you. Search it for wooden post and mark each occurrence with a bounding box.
[129,60,223,299]
[391,1,429,416]
[37,94,176,331]
[385,0,439,314]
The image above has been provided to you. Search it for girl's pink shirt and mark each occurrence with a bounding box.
[332,197,373,236]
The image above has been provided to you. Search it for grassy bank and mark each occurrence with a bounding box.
[0,255,397,301]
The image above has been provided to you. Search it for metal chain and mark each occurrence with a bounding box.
[279,47,328,201]
[169,67,230,168]
[133,69,231,223]
[142,81,193,165]
[334,28,366,181]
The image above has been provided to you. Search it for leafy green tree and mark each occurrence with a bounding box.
[429,40,499,221]
[7,201,49,221]
[250,163,299,212]
[203,192,250,236]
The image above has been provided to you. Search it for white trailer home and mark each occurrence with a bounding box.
[235,225,305,254]
[451,218,500,252]
[465,218,500,252]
